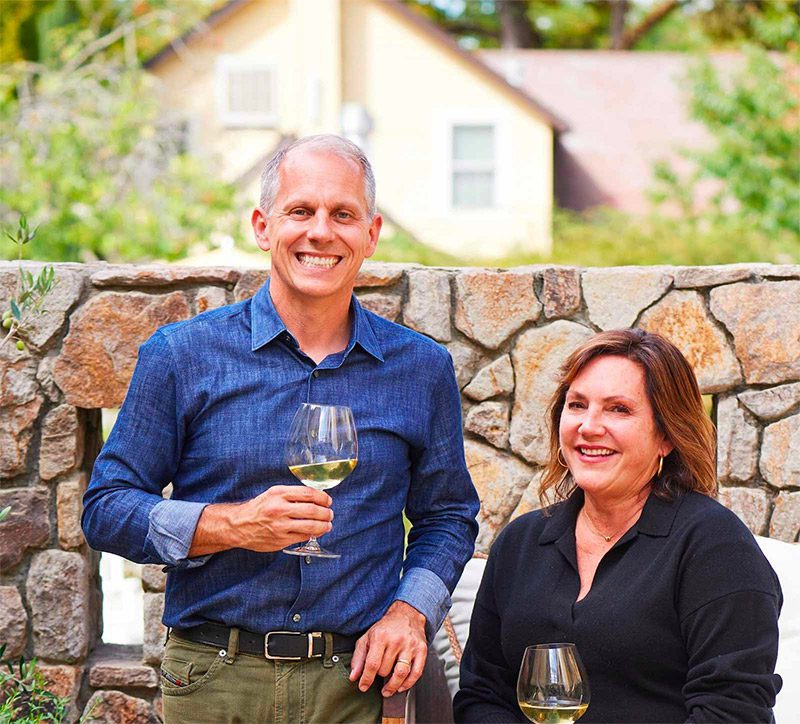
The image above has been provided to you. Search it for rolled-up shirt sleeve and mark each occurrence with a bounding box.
[148,499,210,569]
[395,566,451,640]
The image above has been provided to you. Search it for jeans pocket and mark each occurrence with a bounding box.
[161,639,226,697]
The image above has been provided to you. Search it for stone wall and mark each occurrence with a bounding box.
[1,261,799,720]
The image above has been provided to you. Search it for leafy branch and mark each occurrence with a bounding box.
[0,644,68,723]
[2,215,57,353]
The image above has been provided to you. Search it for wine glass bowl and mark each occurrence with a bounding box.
[283,403,358,559]
[517,643,590,723]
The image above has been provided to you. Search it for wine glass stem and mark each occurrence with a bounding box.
[306,536,322,552]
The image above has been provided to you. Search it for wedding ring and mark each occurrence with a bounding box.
[396,658,412,666]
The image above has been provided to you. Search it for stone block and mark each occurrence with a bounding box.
[36,353,62,401]
[0,586,28,659]
[510,321,593,465]
[233,269,268,301]
[403,270,451,341]
[90,660,159,689]
[91,265,239,287]
[509,471,547,520]
[541,267,581,319]
[37,664,82,723]
[81,691,160,724]
[0,488,50,570]
[53,291,190,408]
[27,550,90,662]
[582,268,672,329]
[39,404,84,481]
[759,414,800,489]
[463,355,515,401]
[357,292,401,322]
[465,401,510,450]
[455,270,541,349]
[446,340,483,390]
[710,281,800,384]
[638,290,742,393]
[465,440,536,552]
[0,268,83,350]
[57,472,87,549]
[195,287,228,314]
[143,592,166,666]
[672,265,752,288]
[141,564,167,593]
[738,382,800,421]
[0,349,43,478]
[355,262,405,288]
[717,486,769,535]
[770,491,800,542]
[716,396,759,483]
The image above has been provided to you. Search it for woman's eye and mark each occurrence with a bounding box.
[611,405,630,414]
[567,401,584,410]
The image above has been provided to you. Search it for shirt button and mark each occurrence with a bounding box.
[313,370,320,378]
[304,556,312,564]
[292,613,301,623]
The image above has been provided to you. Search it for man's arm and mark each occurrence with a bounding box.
[350,350,480,696]
[83,332,334,565]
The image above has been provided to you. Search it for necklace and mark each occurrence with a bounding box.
[581,506,641,543]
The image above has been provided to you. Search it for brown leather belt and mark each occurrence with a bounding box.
[171,622,359,660]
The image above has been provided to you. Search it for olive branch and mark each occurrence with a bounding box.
[2,215,57,353]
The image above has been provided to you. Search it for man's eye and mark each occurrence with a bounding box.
[290,209,310,217]
[335,211,353,220]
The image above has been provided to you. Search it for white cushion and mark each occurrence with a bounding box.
[755,535,799,724]
[433,556,488,698]
[433,537,798,720]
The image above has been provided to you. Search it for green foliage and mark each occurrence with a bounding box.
[652,45,800,238]
[2,215,58,352]
[0,645,68,723]
[372,231,462,266]
[0,507,11,523]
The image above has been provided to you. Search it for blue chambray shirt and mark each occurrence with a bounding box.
[82,278,479,638]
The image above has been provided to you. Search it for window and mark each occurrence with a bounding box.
[452,124,495,208]
[216,56,277,128]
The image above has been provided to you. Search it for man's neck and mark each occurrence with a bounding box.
[270,286,352,365]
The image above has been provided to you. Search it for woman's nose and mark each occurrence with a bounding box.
[578,408,604,436]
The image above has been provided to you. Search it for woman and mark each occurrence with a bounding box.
[454,329,782,723]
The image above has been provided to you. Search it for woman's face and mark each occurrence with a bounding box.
[559,355,673,502]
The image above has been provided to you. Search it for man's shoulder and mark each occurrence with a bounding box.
[361,306,451,364]
[155,299,250,345]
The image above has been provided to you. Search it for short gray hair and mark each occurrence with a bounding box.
[259,134,377,218]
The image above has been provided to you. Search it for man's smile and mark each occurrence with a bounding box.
[296,252,342,269]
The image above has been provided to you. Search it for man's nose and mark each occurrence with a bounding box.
[307,212,335,243]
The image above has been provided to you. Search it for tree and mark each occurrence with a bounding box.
[0,9,243,263]
[406,0,799,51]
[652,44,800,238]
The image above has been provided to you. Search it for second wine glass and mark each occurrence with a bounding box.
[283,403,358,559]
[517,643,590,724]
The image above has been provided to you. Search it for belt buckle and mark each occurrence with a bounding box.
[264,631,322,660]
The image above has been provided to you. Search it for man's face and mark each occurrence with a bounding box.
[252,148,382,307]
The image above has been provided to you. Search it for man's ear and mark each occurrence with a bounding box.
[364,213,382,259]
[252,208,271,252]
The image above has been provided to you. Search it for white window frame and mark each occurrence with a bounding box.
[215,55,278,128]
[436,112,510,213]
[451,124,496,209]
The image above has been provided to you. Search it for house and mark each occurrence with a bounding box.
[145,0,564,258]
[147,1,726,259]
[479,50,726,214]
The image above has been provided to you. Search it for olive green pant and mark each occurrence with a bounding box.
[161,631,382,724]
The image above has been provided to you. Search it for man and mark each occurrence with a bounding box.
[82,135,479,723]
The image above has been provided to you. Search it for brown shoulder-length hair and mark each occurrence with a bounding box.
[539,329,717,506]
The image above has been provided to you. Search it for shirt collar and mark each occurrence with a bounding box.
[250,277,384,362]
[539,486,684,545]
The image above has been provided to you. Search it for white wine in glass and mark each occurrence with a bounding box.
[517,643,590,724]
[284,403,358,559]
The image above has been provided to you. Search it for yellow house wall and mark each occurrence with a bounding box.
[342,0,553,257]
[149,0,342,190]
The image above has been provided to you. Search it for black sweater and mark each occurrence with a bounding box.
[453,490,782,724]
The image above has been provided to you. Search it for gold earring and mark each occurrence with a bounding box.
[557,448,568,468]
[657,455,664,477]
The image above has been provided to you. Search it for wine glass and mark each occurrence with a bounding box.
[517,643,590,724]
[283,403,358,559]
